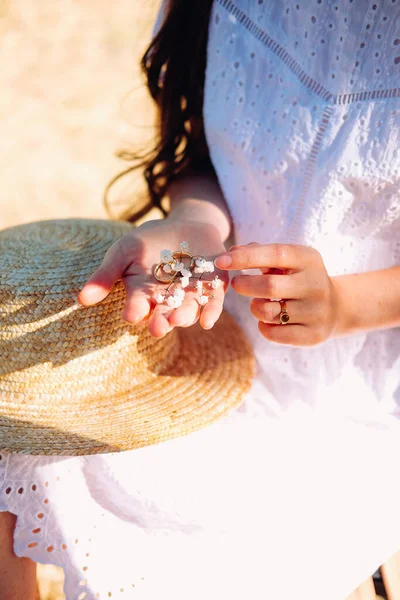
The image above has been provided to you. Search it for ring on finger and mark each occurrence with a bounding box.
[279,299,291,325]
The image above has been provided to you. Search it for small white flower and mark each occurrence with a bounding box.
[167,295,183,308]
[203,261,215,273]
[180,241,190,252]
[171,261,185,272]
[155,293,165,304]
[194,266,205,274]
[160,249,173,262]
[197,295,209,306]
[163,263,172,274]
[195,280,203,294]
[181,268,191,278]
[211,275,222,289]
[180,276,190,288]
[174,287,186,300]
[195,257,206,268]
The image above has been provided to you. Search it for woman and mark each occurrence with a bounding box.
[1,1,400,598]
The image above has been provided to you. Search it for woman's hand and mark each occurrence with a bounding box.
[78,219,228,338]
[215,243,342,347]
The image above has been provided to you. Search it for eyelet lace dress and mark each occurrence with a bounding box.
[1,2,400,599]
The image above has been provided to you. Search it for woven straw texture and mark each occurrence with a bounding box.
[0,218,255,456]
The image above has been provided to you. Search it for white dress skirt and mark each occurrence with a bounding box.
[1,392,400,600]
[1,1,400,598]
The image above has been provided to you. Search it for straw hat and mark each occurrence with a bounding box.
[0,218,255,456]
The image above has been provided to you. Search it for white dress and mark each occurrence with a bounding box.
[1,2,400,599]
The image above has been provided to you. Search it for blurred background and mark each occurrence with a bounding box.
[1,0,159,597]
[0,0,160,230]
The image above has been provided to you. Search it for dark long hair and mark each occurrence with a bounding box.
[106,0,215,222]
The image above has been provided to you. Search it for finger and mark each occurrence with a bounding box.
[122,292,152,324]
[168,297,200,327]
[78,239,129,306]
[250,298,302,325]
[147,305,174,339]
[258,322,313,346]
[231,273,304,299]
[120,276,154,324]
[260,268,289,275]
[215,243,316,272]
[199,291,225,330]
[229,242,261,251]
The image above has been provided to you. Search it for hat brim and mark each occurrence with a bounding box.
[0,312,254,456]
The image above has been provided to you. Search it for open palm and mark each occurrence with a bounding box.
[78,219,228,338]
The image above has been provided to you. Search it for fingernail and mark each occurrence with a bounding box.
[214,254,232,268]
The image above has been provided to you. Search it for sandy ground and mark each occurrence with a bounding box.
[1,0,159,597]
[0,0,159,231]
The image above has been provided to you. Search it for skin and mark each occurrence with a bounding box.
[0,512,38,600]
[78,219,229,338]
[79,172,400,346]
[79,173,233,336]
[215,242,400,346]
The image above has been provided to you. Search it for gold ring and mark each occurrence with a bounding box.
[279,300,290,325]
[153,251,195,283]
[171,251,194,263]
[153,262,177,283]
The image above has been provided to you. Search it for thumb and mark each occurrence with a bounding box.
[77,240,128,306]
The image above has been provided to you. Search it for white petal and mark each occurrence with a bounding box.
[160,249,173,261]
[195,257,206,267]
[175,288,186,299]
[167,295,183,308]
[175,286,185,297]
[211,276,222,289]
[197,295,209,306]
[194,267,205,274]
[203,261,215,273]
[180,277,190,289]
[155,293,165,304]
[180,241,190,252]
[171,261,185,272]
[166,296,176,308]
[181,268,192,278]
[163,264,172,273]
[195,280,203,292]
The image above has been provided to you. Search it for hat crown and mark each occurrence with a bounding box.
[0,218,131,293]
[0,218,179,407]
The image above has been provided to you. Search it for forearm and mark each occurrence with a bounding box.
[166,172,232,242]
[332,266,400,336]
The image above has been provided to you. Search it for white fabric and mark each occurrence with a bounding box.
[1,2,400,599]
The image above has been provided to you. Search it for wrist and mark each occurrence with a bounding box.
[168,198,230,242]
[136,217,225,259]
[330,276,353,338]
[166,173,232,242]
[331,267,400,337]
